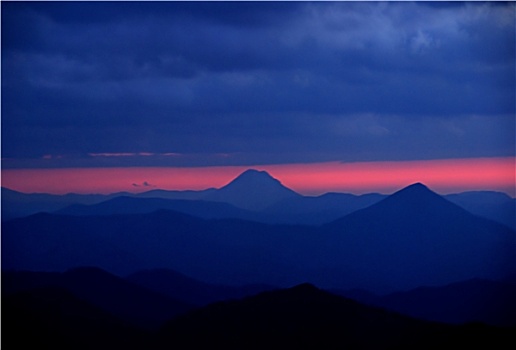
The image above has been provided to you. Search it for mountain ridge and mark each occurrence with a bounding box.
[3,172,514,228]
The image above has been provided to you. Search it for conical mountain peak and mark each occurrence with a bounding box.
[393,182,434,196]
[230,169,279,185]
[240,169,270,176]
[404,182,428,190]
[372,182,452,211]
[326,181,470,229]
[386,182,445,202]
[206,169,300,211]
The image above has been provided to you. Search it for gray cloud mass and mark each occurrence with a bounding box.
[2,1,514,168]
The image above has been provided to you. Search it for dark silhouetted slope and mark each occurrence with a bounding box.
[332,278,516,327]
[321,183,516,291]
[3,267,195,329]
[127,268,276,306]
[159,283,514,349]
[376,279,516,327]
[2,287,148,350]
[445,191,516,230]
[159,283,432,349]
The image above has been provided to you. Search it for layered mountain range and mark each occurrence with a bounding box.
[3,267,514,350]
[3,170,515,291]
[2,169,515,348]
[3,169,515,228]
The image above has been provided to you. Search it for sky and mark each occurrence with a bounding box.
[1,1,515,195]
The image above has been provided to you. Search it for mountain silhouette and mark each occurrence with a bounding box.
[1,210,319,287]
[159,283,513,349]
[159,283,433,349]
[445,191,516,230]
[3,286,148,350]
[57,196,260,221]
[3,183,515,293]
[3,267,195,329]
[322,183,516,291]
[204,169,302,211]
[376,278,516,327]
[263,191,385,225]
[47,184,515,227]
[5,275,513,350]
[1,187,115,220]
[127,268,276,306]
[332,278,516,327]
[4,174,514,227]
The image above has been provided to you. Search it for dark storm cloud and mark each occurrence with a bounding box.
[2,1,514,168]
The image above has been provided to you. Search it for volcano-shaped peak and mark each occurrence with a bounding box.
[219,169,299,196]
[229,169,281,186]
[205,169,300,211]
[405,182,428,190]
[287,283,320,294]
[396,182,433,195]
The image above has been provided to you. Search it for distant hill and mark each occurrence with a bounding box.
[1,209,319,287]
[57,196,260,221]
[1,187,115,220]
[445,191,516,230]
[55,190,384,226]
[3,169,514,228]
[2,169,301,219]
[262,192,385,225]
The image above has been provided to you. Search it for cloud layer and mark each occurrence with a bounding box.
[2,2,514,168]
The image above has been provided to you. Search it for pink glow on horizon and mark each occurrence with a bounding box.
[2,157,515,197]
[262,157,515,196]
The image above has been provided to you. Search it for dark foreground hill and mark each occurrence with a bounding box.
[3,267,194,329]
[4,268,514,350]
[158,283,515,350]
[127,268,276,306]
[334,278,516,327]
[3,287,149,350]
